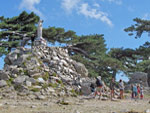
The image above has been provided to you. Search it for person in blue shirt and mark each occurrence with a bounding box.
[132,84,138,99]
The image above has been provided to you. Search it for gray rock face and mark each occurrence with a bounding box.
[0,80,7,87]
[26,78,36,84]
[0,70,10,80]
[72,61,88,77]
[37,95,46,100]
[128,72,148,87]
[13,76,29,85]
[147,73,150,87]
[1,46,89,97]
[25,81,32,87]
[81,85,91,96]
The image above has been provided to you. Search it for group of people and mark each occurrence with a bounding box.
[110,78,124,100]
[90,76,144,100]
[131,84,143,99]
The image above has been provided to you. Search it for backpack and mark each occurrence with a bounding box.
[96,78,103,87]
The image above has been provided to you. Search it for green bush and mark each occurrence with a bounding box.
[6,78,14,86]
[56,79,63,84]
[31,88,40,92]
[19,69,23,73]
[33,75,41,79]
[23,62,26,66]
[70,89,78,97]
[42,83,48,89]
[26,56,32,61]
[49,83,58,88]
[23,70,28,75]
[52,73,57,77]
[32,81,41,86]
[43,72,49,81]
[37,66,42,70]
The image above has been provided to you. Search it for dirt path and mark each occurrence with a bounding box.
[0,96,149,113]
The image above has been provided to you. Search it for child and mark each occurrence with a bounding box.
[140,85,144,99]
[137,84,140,98]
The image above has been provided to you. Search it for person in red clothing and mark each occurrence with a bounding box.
[137,84,140,99]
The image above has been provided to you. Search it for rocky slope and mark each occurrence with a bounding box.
[0,46,89,99]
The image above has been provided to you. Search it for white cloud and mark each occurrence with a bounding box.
[61,0,80,13]
[19,0,43,18]
[61,0,113,27]
[79,3,113,27]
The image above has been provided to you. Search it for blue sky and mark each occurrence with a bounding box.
[1,0,150,81]
[1,0,150,49]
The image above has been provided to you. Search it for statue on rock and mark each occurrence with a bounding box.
[34,20,47,46]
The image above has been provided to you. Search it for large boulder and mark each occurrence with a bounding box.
[72,61,88,77]
[147,73,150,87]
[0,80,7,87]
[81,85,91,95]
[13,76,29,85]
[0,70,10,80]
[128,72,148,87]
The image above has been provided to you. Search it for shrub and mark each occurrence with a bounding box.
[6,78,14,86]
[56,79,63,84]
[23,70,28,75]
[52,73,57,77]
[31,88,40,92]
[70,89,78,97]
[43,72,49,81]
[49,83,58,88]
[42,83,48,89]
[26,56,32,61]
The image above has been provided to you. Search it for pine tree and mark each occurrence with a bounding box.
[0,11,39,54]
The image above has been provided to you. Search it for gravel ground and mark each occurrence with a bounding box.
[0,95,149,113]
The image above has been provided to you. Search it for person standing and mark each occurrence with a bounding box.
[95,76,103,99]
[131,84,134,99]
[140,85,144,99]
[137,84,140,99]
[110,78,115,100]
[133,84,138,99]
[119,79,124,99]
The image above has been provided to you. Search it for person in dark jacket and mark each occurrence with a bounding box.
[95,76,103,99]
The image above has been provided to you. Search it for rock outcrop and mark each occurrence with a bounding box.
[0,46,89,99]
[125,72,150,92]
[128,72,149,87]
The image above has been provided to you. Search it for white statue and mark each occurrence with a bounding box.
[37,20,43,39]
[34,20,47,46]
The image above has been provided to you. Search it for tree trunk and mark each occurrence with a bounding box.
[112,70,117,80]
[147,70,150,87]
